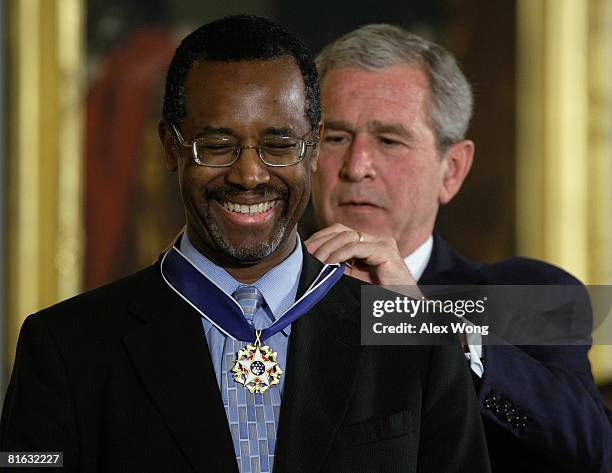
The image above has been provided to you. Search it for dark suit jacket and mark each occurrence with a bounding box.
[419,234,612,473]
[1,250,491,473]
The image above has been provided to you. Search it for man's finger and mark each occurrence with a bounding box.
[324,240,392,266]
[307,222,353,240]
[304,229,349,254]
[310,230,365,262]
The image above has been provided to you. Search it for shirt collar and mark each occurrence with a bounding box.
[403,235,433,281]
[178,233,302,329]
[252,243,303,319]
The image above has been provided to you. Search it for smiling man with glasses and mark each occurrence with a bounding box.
[1,15,490,473]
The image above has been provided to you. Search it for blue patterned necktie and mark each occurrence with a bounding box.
[223,285,280,473]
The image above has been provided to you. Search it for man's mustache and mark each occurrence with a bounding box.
[205,184,288,202]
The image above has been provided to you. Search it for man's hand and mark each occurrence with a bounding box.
[305,223,418,285]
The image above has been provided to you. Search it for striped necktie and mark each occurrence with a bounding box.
[222,285,280,473]
[232,286,264,324]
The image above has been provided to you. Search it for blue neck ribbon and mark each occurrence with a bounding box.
[160,246,345,343]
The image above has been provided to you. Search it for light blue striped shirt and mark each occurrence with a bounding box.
[179,233,303,392]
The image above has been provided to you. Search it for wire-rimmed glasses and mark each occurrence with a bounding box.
[170,122,317,167]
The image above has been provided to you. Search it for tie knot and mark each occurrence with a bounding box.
[232,285,264,320]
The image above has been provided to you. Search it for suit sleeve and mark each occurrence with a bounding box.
[417,343,491,473]
[0,315,79,471]
[479,342,612,473]
[474,263,612,473]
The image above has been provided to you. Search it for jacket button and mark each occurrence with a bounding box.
[484,392,500,409]
[512,414,528,430]
[495,399,512,417]
[505,407,518,422]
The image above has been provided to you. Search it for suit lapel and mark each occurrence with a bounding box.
[274,251,362,473]
[419,233,485,285]
[123,264,238,473]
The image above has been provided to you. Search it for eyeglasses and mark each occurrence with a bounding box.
[170,122,317,167]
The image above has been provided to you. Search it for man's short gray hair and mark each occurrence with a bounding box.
[316,24,473,150]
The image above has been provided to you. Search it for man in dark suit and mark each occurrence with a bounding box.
[0,16,490,473]
[307,24,612,473]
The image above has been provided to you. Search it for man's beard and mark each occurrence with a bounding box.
[207,213,289,261]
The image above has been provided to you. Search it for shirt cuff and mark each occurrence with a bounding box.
[463,332,484,377]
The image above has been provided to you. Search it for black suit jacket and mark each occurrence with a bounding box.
[419,234,612,473]
[1,250,491,473]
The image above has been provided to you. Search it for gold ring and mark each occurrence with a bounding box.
[356,231,364,242]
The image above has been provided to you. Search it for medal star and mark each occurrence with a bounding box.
[239,347,278,387]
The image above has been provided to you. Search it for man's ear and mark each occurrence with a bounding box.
[439,139,474,204]
[158,120,178,171]
[310,121,324,173]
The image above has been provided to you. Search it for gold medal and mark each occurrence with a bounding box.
[232,330,282,393]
